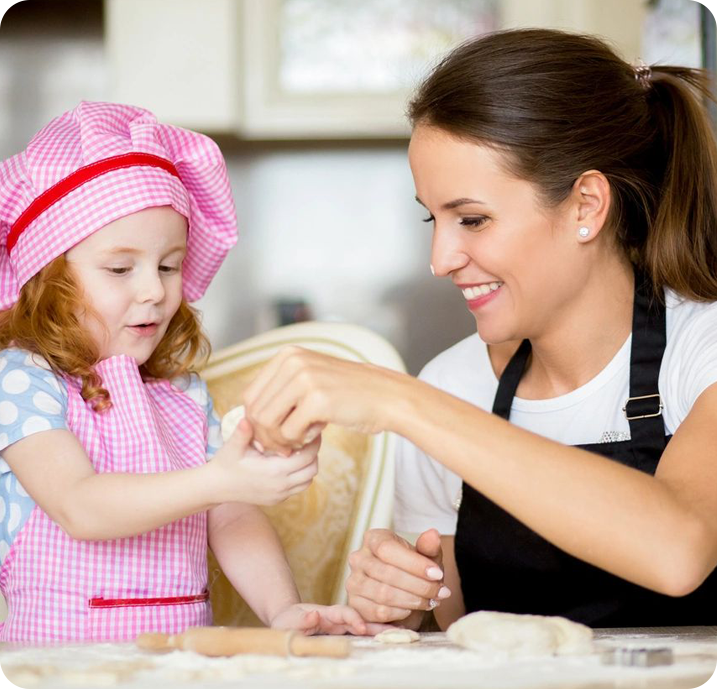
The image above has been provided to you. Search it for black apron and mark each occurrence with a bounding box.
[454,272,717,626]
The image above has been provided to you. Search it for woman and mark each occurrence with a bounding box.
[243,28,717,629]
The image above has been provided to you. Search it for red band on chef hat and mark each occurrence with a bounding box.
[6,153,180,253]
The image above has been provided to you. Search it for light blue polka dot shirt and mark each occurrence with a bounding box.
[0,348,223,565]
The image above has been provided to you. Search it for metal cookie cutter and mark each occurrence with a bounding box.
[602,647,674,667]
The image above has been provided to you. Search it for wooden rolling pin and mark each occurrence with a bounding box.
[137,626,351,659]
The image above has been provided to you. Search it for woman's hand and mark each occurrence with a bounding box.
[243,346,409,454]
[345,528,451,628]
[209,418,320,505]
[270,603,390,636]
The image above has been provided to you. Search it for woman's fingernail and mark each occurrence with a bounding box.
[426,567,443,580]
[252,440,265,453]
[437,586,451,599]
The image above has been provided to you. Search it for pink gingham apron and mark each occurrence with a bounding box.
[0,355,211,643]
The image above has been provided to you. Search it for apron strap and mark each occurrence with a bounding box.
[624,271,667,464]
[491,268,667,464]
[491,338,531,417]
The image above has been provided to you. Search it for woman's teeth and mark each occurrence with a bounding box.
[462,282,503,299]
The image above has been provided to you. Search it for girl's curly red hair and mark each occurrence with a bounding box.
[0,255,210,411]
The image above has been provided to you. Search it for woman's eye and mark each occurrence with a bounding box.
[107,267,130,275]
[422,214,436,223]
[460,216,488,229]
[159,265,180,273]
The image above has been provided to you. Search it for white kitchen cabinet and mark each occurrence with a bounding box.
[106,0,646,138]
[105,0,241,132]
[501,0,645,61]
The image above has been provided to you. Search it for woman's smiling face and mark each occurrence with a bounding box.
[408,124,584,345]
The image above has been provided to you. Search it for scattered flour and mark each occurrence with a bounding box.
[1,628,714,688]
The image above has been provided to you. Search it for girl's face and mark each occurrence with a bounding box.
[408,124,583,344]
[65,206,187,365]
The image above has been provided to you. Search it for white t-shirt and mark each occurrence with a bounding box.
[394,290,717,535]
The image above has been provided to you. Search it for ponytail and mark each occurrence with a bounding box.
[645,67,717,301]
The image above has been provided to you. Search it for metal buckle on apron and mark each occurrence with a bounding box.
[622,393,663,420]
[89,590,209,608]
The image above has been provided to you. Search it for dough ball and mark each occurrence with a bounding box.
[221,405,246,442]
[374,629,420,644]
[447,611,593,657]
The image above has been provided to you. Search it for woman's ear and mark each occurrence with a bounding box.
[572,170,611,243]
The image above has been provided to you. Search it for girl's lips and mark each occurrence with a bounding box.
[128,324,159,337]
[464,285,501,311]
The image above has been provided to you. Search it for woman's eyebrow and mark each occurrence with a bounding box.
[415,196,486,210]
[443,197,486,210]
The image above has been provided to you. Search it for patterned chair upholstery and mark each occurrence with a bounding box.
[200,321,405,626]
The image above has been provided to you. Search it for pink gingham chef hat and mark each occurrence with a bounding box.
[0,101,238,310]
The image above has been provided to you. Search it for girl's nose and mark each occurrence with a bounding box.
[430,224,470,277]
[138,272,165,303]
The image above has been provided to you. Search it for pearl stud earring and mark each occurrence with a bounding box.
[578,226,590,238]
[430,264,435,276]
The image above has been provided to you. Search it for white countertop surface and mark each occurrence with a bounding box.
[1,626,715,689]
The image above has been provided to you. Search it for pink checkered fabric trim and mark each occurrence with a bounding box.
[8,166,190,293]
[0,101,238,309]
[0,356,212,642]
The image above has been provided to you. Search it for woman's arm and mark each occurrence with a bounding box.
[2,419,320,540]
[345,528,464,629]
[435,536,465,629]
[244,348,717,596]
[393,378,717,597]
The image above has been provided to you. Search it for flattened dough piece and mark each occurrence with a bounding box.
[221,405,246,441]
[374,629,421,644]
[447,611,593,657]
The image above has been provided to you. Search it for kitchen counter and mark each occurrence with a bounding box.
[1,626,715,689]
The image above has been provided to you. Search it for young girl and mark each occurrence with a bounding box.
[0,101,373,643]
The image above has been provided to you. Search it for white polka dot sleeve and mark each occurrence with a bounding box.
[0,348,68,453]
[0,349,68,562]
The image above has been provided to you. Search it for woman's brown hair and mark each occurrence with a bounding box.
[408,28,717,301]
[0,255,210,411]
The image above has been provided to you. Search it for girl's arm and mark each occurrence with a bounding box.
[208,501,379,635]
[244,348,717,597]
[208,501,300,625]
[2,419,319,541]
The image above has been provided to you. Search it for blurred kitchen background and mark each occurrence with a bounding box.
[0,0,712,374]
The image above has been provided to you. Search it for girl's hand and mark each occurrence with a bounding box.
[244,346,407,454]
[209,418,320,505]
[270,603,391,636]
[346,528,449,628]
